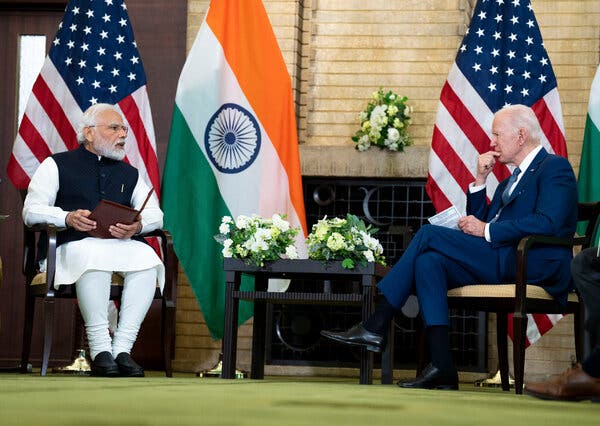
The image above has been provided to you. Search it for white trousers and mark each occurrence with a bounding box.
[75,269,157,360]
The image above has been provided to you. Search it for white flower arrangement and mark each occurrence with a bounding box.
[216,214,299,267]
[352,88,413,152]
[307,214,386,269]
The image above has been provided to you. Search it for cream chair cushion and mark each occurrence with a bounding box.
[448,284,579,302]
[31,272,124,286]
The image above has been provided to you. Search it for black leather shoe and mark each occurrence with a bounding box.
[398,363,458,390]
[115,352,145,377]
[320,323,385,353]
[91,351,120,377]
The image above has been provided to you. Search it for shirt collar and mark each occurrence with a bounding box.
[515,144,543,174]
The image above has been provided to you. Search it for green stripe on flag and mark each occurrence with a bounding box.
[578,114,600,202]
[577,113,600,244]
[162,105,254,340]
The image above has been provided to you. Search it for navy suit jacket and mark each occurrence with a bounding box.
[466,148,578,304]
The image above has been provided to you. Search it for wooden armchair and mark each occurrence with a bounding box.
[445,201,600,394]
[19,224,178,377]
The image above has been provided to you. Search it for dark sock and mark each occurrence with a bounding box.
[582,345,600,378]
[426,325,454,371]
[362,297,396,335]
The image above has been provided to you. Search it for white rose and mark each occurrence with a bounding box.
[285,245,298,259]
[235,215,251,229]
[370,105,388,129]
[363,250,375,262]
[222,247,233,258]
[357,141,370,151]
[387,127,400,142]
[255,227,272,241]
[219,223,230,234]
[272,214,290,232]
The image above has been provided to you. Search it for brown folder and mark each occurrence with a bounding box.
[88,188,153,239]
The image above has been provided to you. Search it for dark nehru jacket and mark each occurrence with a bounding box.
[47,145,139,251]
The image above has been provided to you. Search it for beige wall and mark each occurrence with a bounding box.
[176,0,600,380]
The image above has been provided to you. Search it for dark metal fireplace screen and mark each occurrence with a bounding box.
[265,177,487,372]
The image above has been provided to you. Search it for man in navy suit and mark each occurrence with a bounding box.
[321,104,578,389]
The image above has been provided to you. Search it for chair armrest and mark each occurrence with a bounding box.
[514,234,576,313]
[142,229,178,305]
[22,223,58,294]
[23,225,37,277]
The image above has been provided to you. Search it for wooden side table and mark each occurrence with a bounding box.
[221,258,391,384]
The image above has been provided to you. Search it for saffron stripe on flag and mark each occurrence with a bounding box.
[206,1,306,231]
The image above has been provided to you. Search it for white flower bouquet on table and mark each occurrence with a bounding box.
[352,88,413,152]
[216,214,299,267]
[307,213,386,269]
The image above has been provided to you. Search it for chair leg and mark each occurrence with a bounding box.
[40,297,55,376]
[20,295,35,374]
[496,312,510,391]
[512,313,528,395]
[381,321,395,384]
[162,301,175,378]
[574,303,585,362]
[415,317,426,377]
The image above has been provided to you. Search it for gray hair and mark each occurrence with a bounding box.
[76,103,121,144]
[498,104,543,144]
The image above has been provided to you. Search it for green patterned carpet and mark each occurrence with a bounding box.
[0,373,598,425]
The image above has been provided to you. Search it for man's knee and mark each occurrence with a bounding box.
[415,251,444,272]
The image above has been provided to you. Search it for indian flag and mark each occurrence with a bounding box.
[162,0,307,339]
[578,64,600,243]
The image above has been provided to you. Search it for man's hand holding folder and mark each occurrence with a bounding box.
[86,188,154,239]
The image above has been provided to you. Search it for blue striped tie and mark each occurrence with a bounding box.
[501,167,521,205]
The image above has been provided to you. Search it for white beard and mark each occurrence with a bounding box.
[95,141,126,161]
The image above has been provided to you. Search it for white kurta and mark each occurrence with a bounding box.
[22,157,165,291]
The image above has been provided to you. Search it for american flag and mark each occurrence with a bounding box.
[7,0,160,199]
[426,0,566,346]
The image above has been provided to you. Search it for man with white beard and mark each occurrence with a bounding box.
[22,103,164,377]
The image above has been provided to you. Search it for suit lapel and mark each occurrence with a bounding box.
[504,148,548,205]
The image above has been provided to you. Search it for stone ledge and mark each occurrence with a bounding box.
[300,144,430,178]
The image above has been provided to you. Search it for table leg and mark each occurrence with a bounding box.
[250,274,268,379]
[359,274,374,385]
[222,271,240,379]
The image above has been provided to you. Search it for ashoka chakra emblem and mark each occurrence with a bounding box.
[204,103,261,173]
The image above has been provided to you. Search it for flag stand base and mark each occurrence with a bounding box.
[474,370,514,388]
[196,354,247,379]
[52,349,91,375]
